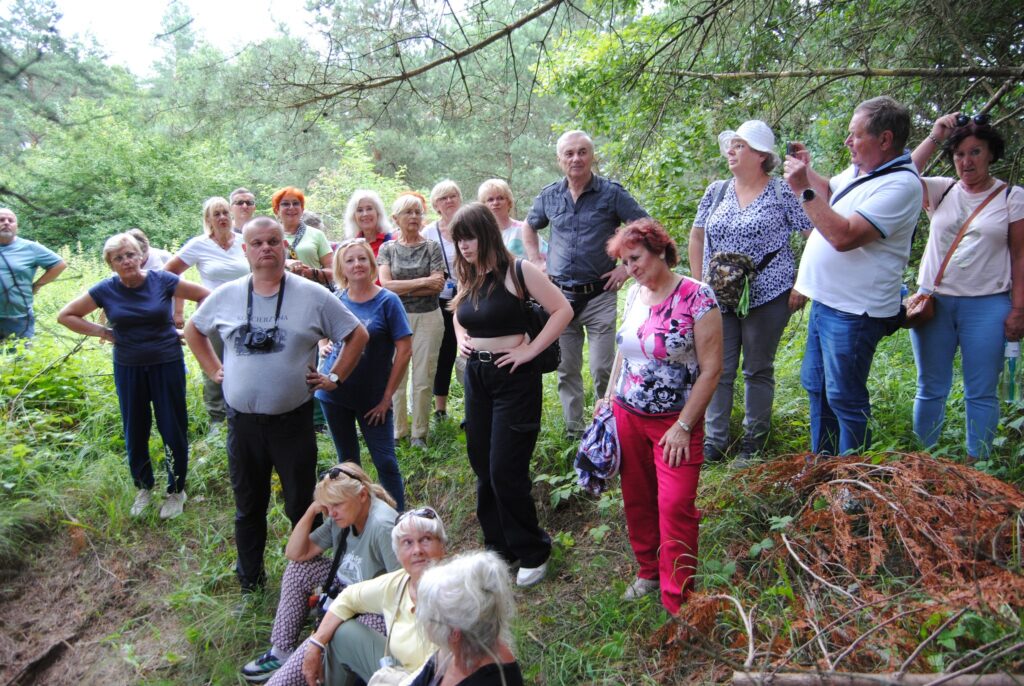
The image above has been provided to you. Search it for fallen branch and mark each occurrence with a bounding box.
[732,671,1024,686]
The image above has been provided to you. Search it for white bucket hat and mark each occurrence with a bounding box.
[718,120,780,168]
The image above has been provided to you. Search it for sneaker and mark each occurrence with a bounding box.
[130,489,152,517]
[410,437,428,449]
[160,491,187,519]
[622,576,660,600]
[241,649,284,683]
[516,562,548,587]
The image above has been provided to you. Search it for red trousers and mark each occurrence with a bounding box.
[614,402,703,614]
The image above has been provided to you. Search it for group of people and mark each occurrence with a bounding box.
[2,93,1021,681]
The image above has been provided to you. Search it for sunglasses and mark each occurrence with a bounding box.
[324,465,358,481]
[396,506,438,524]
[956,113,990,127]
[232,200,256,206]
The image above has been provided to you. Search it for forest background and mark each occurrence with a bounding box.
[2,0,1024,683]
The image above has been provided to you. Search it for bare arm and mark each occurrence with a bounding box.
[284,501,328,562]
[378,265,444,296]
[163,256,190,326]
[1005,217,1024,341]
[911,113,959,173]
[688,227,705,281]
[33,261,66,293]
[183,321,223,383]
[521,223,543,265]
[785,156,879,252]
[658,307,723,466]
[303,612,345,685]
[364,336,412,426]
[57,293,115,343]
[174,280,210,306]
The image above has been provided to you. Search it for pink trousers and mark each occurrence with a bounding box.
[613,403,703,614]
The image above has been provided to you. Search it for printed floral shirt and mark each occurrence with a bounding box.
[614,279,718,415]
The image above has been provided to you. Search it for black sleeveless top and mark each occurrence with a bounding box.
[456,270,529,337]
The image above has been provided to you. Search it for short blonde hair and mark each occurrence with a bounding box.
[102,233,143,268]
[429,179,462,208]
[314,462,396,509]
[202,196,231,237]
[476,179,515,215]
[391,193,426,219]
[332,239,378,289]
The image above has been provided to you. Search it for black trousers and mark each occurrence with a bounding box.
[464,358,551,568]
[432,297,458,397]
[227,400,317,591]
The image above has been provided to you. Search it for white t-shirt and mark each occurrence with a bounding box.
[795,156,922,318]
[142,247,172,270]
[917,178,1024,297]
[174,234,250,290]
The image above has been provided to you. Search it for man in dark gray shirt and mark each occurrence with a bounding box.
[523,130,648,433]
[185,217,368,592]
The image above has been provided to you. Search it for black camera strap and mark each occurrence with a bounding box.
[246,273,287,333]
[323,526,350,598]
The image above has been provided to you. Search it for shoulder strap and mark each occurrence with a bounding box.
[928,179,957,212]
[704,180,731,253]
[830,164,917,207]
[933,183,1007,288]
[435,225,452,277]
[512,258,530,301]
[323,526,350,596]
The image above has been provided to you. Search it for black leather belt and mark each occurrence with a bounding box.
[469,350,506,363]
[552,278,606,295]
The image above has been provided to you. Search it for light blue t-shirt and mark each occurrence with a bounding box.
[0,237,63,318]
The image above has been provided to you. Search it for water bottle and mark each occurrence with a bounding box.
[999,341,1021,403]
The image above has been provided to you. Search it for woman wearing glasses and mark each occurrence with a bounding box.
[315,238,412,509]
[908,113,1024,461]
[58,233,209,519]
[164,197,251,433]
[286,507,447,686]
[451,203,572,587]
[343,190,394,257]
[377,194,446,448]
[242,463,401,684]
[272,186,335,289]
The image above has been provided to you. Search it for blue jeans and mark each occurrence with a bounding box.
[800,301,891,455]
[910,292,1009,458]
[320,400,405,511]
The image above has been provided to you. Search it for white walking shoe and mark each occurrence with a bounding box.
[130,489,152,517]
[622,577,660,600]
[516,562,548,588]
[160,491,187,519]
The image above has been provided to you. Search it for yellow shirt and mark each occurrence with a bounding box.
[328,568,434,669]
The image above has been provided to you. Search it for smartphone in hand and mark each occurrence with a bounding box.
[786,142,798,157]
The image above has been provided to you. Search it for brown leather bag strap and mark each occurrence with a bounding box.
[932,183,1007,288]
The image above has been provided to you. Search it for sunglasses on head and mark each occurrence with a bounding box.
[397,506,438,523]
[956,113,990,128]
[324,465,358,481]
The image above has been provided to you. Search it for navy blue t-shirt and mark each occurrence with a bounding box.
[316,288,412,412]
[89,270,182,366]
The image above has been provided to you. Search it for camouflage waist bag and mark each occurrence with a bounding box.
[706,249,779,317]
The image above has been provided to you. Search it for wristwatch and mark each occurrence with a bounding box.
[677,419,692,433]
[327,373,339,384]
[801,188,816,203]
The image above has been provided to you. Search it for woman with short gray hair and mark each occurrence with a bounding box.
[405,550,523,685]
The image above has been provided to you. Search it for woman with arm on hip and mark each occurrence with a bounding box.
[451,203,572,587]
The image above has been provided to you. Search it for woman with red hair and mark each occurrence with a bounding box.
[272,187,334,288]
[605,217,722,614]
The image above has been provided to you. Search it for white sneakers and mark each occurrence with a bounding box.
[130,489,187,519]
[516,562,548,588]
[622,577,660,600]
[130,489,153,517]
[160,491,187,519]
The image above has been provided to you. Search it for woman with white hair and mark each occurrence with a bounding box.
[405,550,523,685]
[58,233,209,519]
[343,189,395,257]
[478,178,547,262]
[164,196,251,433]
[292,507,449,686]
[687,120,812,467]
[422,180,463,421]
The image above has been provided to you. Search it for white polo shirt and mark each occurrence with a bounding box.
[795,154,922,318]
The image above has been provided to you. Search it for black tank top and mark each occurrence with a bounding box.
[456,270,529,337]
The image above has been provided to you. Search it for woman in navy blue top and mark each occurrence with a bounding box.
[58,233,209,520]
[316,238,412,510]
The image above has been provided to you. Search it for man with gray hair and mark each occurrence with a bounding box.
[229,188,257,234]
[0,207,66,340]
[184,216,368,593]
[784,96,922,455]
[523,130,648,434]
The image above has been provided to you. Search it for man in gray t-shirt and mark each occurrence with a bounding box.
[185,217,368,592]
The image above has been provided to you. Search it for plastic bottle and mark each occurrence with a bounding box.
[999,341,1021,403]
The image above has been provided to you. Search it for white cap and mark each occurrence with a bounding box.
[718,120,777,157]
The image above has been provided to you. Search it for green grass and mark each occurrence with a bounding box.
[3,255,1023,683]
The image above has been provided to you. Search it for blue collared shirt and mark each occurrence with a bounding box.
[526,174,647,286]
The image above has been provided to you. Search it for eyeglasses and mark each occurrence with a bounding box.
[233,200,256,207]
[279,201,303,209]
[111,252,139,263]
[956,113,991,127]
[396,506,438,523]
